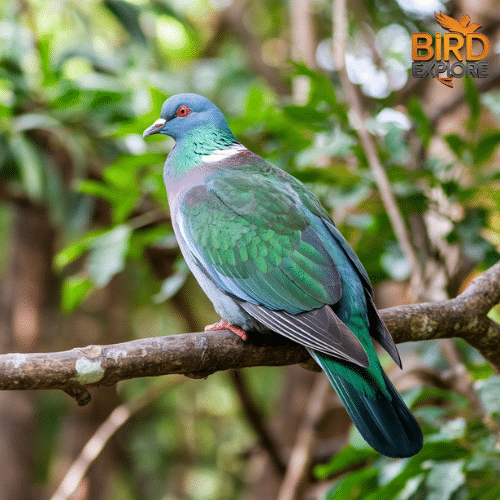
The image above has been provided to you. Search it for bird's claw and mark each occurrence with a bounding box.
[204,320,248,341]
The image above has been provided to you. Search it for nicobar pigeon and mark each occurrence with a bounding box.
[143,93,423,458]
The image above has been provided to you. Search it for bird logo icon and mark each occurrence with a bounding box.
[411,12,488,88]
[435,12,482,36]
[433,12,483,87]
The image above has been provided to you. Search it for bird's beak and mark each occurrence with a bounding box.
[143,118,167,138]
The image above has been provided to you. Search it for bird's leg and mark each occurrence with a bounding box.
[204,319,248,341]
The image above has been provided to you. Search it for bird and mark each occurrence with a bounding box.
[435,11,482,36]
[143,93,423,458]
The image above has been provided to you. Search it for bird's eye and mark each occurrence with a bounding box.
[177,105,191,118]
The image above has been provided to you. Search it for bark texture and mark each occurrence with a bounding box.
[1,261,499,405]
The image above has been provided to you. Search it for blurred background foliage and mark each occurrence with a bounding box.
[1,0,500,499]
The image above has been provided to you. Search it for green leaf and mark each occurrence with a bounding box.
[323,467,378,500]
[444,134,467,159]
[470,481,500,500]
[244,86,266,120]
[102,163,138,189]
[380,244,410,280]
[78,179,121,202]
[425,460,465,500]
[153,273,187,303]
[475,375,500,416]
[12,113,61,132]
[112,194,138,224]
[88,225,132,287]
[408,97,432,148]
[427,418,466,442]
[116,87,169,137]
[395,474,425,500]
[45,163,65,226]
[61,275,93,313]
[488,306,500,326]
[153,260,189,303]
[385,125,409,164]
[283,105,328,123]
[464,77,480,130]
[295,129,356,168]
[482,92,500,122]
[50,87,80,111]
[314,445,378,479]
[82,154,167,224]
[441,180,459,197]
[290,61,339,108]
[473,131,500,165]
[293,165,360,187]
[102,152,166,190]
[128,225,173,259]
[410,386,469,413]
[349,424,374,451]
[399,192,427,214]
[78,179,138,224]
[9,133,44,200]
[468,362,494,381]
[104,0,146,43]
[38,35,58,86]
[54,229,107,271]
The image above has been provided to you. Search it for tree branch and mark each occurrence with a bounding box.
[50,376,184,500]
[331,0,425,295]
[276,374,330,500]
[230,370,286,476]
[0,261,499,404]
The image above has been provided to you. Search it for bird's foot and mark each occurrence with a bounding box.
[204,320,248,341]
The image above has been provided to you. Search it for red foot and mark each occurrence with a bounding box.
[204,319,247,341]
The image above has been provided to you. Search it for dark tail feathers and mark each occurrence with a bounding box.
[313,351,423,458]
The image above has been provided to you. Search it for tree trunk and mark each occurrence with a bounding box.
[0,204,56,500]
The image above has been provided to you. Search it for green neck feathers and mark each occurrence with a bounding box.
[165,124,237,178]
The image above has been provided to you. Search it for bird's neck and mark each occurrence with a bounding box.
[165,124,238,179]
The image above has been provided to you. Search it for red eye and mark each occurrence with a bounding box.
[177,105,191,118]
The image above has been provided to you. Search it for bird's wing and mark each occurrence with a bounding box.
[178,162,369,366]
[435,11,462,32]
[240,302,368,366]
[321,219,401,368]
[467,22,482,33]
[459,14,471,27]
[247,162,401,367]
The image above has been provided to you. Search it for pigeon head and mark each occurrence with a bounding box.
[143,93,233,142]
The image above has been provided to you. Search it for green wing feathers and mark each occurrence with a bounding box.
[181,171,342,312]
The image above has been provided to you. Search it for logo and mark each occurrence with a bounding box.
[412,12,490,88]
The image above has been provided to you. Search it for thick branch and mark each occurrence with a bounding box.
[0,331,310,397]
[0,261,499,403]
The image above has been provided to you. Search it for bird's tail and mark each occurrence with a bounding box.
[310,349,423,458]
